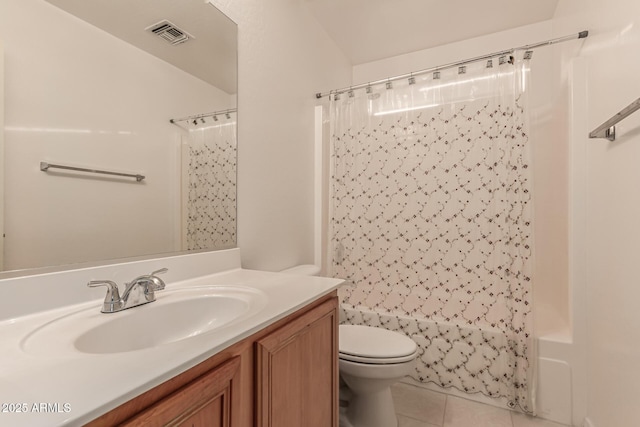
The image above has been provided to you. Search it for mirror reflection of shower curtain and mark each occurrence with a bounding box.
[181,116,237,251]
[328,56,536,413]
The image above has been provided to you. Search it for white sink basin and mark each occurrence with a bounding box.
[21,285,268,355]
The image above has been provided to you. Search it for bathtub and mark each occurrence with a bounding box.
[340,304,573,425]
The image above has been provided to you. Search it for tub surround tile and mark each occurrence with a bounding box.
[443,395,512,427]
[392,382,446,425]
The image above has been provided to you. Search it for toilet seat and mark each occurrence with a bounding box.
[339,325,418,364]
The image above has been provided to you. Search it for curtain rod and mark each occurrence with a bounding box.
[315,30,588,99]
[170,107,237,124]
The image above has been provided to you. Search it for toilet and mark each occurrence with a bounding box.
[280,265,418,427]
[338,325,417,427]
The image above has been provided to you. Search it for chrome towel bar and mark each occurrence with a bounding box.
[589,97,640,141]
[40,162,145,182]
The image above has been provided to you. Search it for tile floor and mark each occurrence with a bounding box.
[390,382,568,427]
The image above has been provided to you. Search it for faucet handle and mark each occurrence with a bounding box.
[87,280,123,313]
[147,268,168,292]
[88,280,121,299]
[151,268,168,276]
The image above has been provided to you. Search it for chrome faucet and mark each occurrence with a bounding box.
[87,268,168,313]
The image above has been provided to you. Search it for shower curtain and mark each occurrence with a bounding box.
[328,56,536,413]
[184,116,237,251]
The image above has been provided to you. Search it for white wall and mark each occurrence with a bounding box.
[207,0,351,271]
[0,0,232,271]
[352,21,569,338]
[0,40,4,270]
[553,1,640,426]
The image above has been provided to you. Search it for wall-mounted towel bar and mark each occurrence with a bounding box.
[589,97,640,141]
[40,162,145,182]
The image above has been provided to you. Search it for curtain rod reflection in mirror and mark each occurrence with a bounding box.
[40,162,145,182]
[170,107,237,128]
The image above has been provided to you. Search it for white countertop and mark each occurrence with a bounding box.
[0,263,342,426]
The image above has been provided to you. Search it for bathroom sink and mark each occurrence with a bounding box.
[75,293,255,354]
[21,286,268,355]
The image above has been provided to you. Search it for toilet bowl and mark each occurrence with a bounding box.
[339,324,417,427]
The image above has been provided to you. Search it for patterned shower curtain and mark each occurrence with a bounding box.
[328,56,536,413]
[185,116,237,251]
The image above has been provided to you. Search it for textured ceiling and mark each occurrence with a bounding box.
[306,0,560,64]
[45,0,237,94]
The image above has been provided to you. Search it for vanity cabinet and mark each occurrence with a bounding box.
[120,356,241,427]
[85,292,338,427]
[256,298,338,427]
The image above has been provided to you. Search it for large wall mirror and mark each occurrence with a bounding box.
[0,0,237,276]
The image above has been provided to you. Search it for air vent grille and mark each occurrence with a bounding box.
[147,20,191,46]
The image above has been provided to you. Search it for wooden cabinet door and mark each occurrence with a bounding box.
[256,297,338,427]
[121,356,241,427]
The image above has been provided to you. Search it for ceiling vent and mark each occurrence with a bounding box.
[146,20,193,46]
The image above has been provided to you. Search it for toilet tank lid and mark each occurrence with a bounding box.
[339,325,417,359]
[279,264,321,276]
